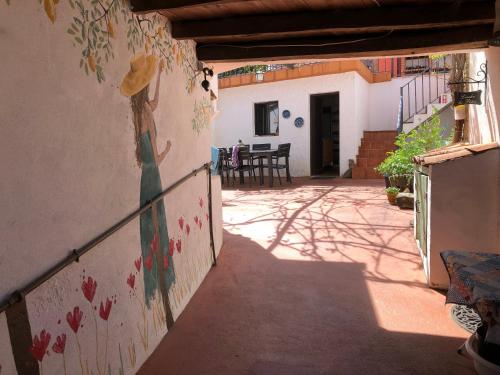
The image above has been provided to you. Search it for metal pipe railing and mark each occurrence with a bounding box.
[400,66,451,125]
[0,162,216,314]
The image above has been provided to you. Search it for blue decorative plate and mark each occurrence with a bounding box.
[282,110,291,119]
[294,117,304,128]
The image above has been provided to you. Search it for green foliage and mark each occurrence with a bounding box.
[376,113,448,176]
[385,187,400,195]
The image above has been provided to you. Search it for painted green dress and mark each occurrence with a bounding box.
[139,131,175,314]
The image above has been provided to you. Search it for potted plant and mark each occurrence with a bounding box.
[376,113,449,192]
[385,187,399,205]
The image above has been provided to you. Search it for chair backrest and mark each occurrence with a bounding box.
[277,143,291,157]
[238,146,251,162]
[252,143,271,151]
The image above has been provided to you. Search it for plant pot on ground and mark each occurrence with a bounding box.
[385,187,399,205]
[389,174,414,192]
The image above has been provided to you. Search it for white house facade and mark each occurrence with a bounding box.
[213,59,449,177]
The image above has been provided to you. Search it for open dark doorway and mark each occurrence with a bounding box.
[310,92,340,177]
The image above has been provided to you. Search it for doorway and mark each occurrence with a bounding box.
[310,93,340,177]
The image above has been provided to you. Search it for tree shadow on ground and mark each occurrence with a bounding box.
[139,229,473,375]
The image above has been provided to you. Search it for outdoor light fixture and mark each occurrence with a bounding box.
[255,70,264,81]
[201,67,214,92]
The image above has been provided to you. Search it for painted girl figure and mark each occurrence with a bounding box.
[121,53,175,328]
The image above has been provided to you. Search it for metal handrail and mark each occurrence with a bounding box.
[0,162,216,314]
[399,62,450,126]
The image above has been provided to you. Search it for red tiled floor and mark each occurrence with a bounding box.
[139,178,473,375]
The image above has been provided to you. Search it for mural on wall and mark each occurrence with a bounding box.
[192,98,214,135]
[1,1,217,375]
[120,53,176,327]
[5,0,198,89]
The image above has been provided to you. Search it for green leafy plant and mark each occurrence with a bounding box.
[385,187,400,195]
[376,112,448,177]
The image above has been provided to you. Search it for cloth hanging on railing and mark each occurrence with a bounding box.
[231,145,240,169]
[210,147,219,176]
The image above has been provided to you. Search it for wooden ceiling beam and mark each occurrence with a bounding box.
[130,0,247,13]
[173,1,495,41]
[196,24,493,62]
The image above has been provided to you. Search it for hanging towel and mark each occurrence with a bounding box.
[231,145,240,169]
[211,146,219,176]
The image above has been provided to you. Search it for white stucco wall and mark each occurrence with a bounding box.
[214,70,444,176]
[0,2,222,374]
[368,77,412,130]
[214,72,369,176]
[468,49,500,144]
[351,74,370,168]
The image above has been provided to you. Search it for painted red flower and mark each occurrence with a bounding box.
[134,257,141,272]
[145,254,153,271]
[99,298,112,321]
[150,233,159,254]
[163,255,169,269]
[176,239,182,253]
[127,273,135,289]
[52,334,66,354]
[199,197,204,208]
[186,224,191,236]
[30,329,51,362]
[194,216,199,224]
[178,217,184,230]
[67,306,83,333]
[199,220,203,230]
[81,276,97,303]
[168,239,175,256]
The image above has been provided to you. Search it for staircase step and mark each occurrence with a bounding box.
[354,131,396,179]
[368,149,389,158]
[365,169,383,179]
[352,166,366,179]
[357,149,369,158]
[356,157,368,167]
[367,158,384,168]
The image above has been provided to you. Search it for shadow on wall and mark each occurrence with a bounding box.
[140,225,473,375]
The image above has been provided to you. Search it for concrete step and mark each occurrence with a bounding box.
[354,131,396,179]
[352,166,383,179]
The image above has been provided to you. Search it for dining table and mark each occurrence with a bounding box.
[249,149,278,187]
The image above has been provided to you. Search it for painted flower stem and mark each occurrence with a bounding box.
[91,308,102,375]
[62,352,67,375]
[104,321,109,375]
[133,293,149,350]
[74,332,85,375]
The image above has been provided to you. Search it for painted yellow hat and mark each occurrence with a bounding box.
[120,53,158,97]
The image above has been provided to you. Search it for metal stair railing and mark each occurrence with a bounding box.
[399,62,450,130]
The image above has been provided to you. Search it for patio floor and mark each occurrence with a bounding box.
[139,178,473,375]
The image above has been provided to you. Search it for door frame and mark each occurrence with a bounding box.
[309,92,339,176]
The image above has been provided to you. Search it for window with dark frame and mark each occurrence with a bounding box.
[254,101,279,136]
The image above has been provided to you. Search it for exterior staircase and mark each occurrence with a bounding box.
[352,131,397,179]
[398,67,450,132]
[402,94,452,133]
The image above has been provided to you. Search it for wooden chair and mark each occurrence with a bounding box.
[272,143,292,185]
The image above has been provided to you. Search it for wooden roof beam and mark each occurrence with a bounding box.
[196,24,493,63]
[173,1,495,41]
[130,0,246,13]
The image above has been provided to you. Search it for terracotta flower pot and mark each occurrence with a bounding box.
[387,192,398,205]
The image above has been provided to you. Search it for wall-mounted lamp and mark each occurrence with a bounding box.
[201,67,214,92]
[255,70,264,81]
